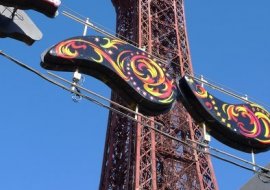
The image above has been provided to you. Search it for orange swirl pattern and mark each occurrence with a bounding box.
[222,104,261,138]
[129,55,175,103]
[52,36,176,105]
[55,40,87,59]
[183,75,270,151]
[195,84,208,99]
[189,76,270,148]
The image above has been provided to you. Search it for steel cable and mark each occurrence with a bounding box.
[1,50,270,181]
[60,10,270,110]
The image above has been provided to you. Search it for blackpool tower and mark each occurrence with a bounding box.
[99,0,218,189]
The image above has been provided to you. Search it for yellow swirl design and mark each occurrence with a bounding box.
[55,40,86,59]
[195,85,208,99]
[54,37,176,104]
[101,38,126,49]
[186,76,270,150]
[129,55,174,103]
[56,39,129,81]
[221,103,270,144]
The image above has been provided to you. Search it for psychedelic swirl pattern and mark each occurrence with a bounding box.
[184,76,270,152]
[41,36,177,112]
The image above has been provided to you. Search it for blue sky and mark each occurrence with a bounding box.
[0,0,269,189]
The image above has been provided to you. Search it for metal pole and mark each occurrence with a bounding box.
[251,149,256,172]
[244,95,256,173]
[200,75,211,143]
[134,105,141,190]
[83,18,89,36]
[71,18,89,102]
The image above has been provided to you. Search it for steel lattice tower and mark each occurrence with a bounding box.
[100,0,218,189]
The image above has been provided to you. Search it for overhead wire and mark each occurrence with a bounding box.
[48,69,270,174]
[61,3,86,21]
[190,75,256,105]
[3,4,270,174]
[61,6,250,95]
[1,50,270,180]
[193,74,270,110]
[49,69,270,173]
[47,71,165,129]
[187,138,269,172]
[1,3,270,181]
[48,72,270,178]
[60,9,270,110]
[60,6,268,108]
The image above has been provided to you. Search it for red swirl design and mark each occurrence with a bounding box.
[222,104,270,142]
[195,85,208,98]
[55,40,87,59]
[53,37,176,104]
[184,75,270,151]
[129,55,175,103]
[205,102,213,110]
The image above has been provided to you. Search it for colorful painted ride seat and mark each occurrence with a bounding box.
[41,35,178,114]
[179,75,270,153]
[0,0,61,18]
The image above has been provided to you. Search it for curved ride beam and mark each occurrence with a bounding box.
[0,0,61,18]
[41,35,270,153]
[179,75,270,153]
[41,36,178,114]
